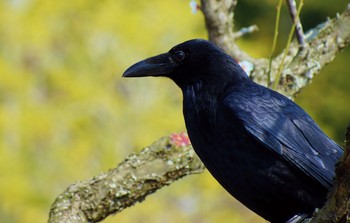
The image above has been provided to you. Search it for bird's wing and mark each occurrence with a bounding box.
[223,83,343,189]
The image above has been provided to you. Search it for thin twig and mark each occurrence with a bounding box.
[268,0,283,86]
[233,25,259,39]
[272,0,304,90]
[286,0,308,49]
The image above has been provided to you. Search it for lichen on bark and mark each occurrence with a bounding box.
[48,133,204,223]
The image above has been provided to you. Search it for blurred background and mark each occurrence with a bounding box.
[0,0,349,222]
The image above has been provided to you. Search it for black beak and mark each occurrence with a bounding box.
[123,53,176,78]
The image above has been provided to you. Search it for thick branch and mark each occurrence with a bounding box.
[200,0,253,60]
[201,2,350,98]
[48,133,204,223]
[271,5,350,98]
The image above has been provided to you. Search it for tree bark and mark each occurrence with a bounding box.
[201,0,350,98]
[48,133,204,223]
[48,1,350,222]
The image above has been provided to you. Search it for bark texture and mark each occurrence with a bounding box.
[201,0,350,98]
[48,133,204,223]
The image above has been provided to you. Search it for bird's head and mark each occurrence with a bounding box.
[123,39,248,90]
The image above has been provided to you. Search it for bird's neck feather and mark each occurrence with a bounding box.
[180,57,250,119]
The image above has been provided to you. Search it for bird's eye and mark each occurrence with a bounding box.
[173,50,185,63]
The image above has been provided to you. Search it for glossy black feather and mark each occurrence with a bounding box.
[123,39,343,223]
[222,81,342,189]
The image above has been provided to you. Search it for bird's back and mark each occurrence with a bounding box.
[182,79,342,223]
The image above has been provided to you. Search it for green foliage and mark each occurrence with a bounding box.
[0,1,348,223]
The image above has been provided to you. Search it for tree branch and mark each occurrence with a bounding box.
[272,4,350,98]
[201,1,350,98]
[200,0,254,61]
[286,0,307,49]
[48,133,204,223]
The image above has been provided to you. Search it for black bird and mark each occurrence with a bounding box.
[123,39,343,223]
